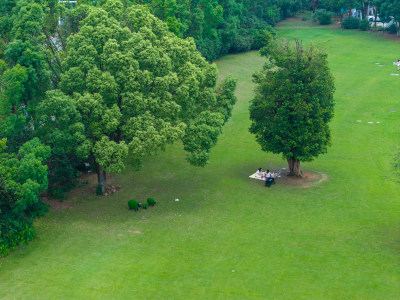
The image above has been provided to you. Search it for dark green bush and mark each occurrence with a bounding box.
[0,222,36,257]
[0,205,43,257]
[128,199,139,211]
[316,10,332,25]
[142,203,148,209]
[96,185,103,196]
[343,17,360,29]
[359,19,371,31]
[147,197,156,206]
[387,24,397,34]
[230,33,253,53]
[252,27,276,50]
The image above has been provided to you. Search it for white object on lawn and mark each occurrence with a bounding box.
[175,199,179,202]
[357,120,362,122]
[368,122,374,124]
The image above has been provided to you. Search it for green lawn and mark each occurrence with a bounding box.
[1,19,400,299]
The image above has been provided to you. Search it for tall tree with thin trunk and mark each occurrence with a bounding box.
[312,0,320,13]
[249,40,335,176]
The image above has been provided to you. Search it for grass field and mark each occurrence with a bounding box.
[1,17,400,299]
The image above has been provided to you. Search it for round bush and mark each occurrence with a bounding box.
[359,19,371,31]
[147,197,156,206]
[387,24,397,34]
[128,199,139,211]
[317,11,332,25]
[343,17,360,29]
[142,203,148,209]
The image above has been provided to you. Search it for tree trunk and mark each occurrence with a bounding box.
[287,157,301,177]
[361,1,369,19]
[97,166,107,194]
[312,0,319,14]
[374,9,377,30]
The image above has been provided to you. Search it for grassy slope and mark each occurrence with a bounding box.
[1,20,400,299]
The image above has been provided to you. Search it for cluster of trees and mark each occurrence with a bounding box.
[313,0,400,35]
[0,0,246,255]
[132,0,309,60]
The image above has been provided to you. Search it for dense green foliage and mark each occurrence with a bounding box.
[359,18,370,30]
[314,9,332,25]
[249,40,335,176]
[0,138,50,257]
[128,199,140,210]
[133,0,307,60]
[147,197,156,206]
[342,16,360,29]
[53,4,238,192]
[380,0,400,35]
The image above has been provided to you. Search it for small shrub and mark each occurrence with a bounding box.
[387,24,397,34]
[96,185,103,195]
[0,222,36,258]
[147,197,157,206]
[359,19,370,31]
[316,10,332,25]
[128,199,139,211]
[342,17,360,29]
[142,203,148,209]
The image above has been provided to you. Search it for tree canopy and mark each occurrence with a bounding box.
[48,4,237,191]
[249,40,335,176]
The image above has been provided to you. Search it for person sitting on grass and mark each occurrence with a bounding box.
[265,169,275,188]
[256,167,263,177]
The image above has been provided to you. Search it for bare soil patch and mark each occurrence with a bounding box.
[276,172,328,188]
[128,230,142,234]
[42,197,73,210]
[43,172,119,211]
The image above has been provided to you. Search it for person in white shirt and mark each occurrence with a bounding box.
[265,170,275,187]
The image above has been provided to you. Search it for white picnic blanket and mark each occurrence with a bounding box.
[249,172,280,181]
[249,173,265,181]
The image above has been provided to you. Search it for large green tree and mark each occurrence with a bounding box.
[249,40,335,176]
[54,2,236,192]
